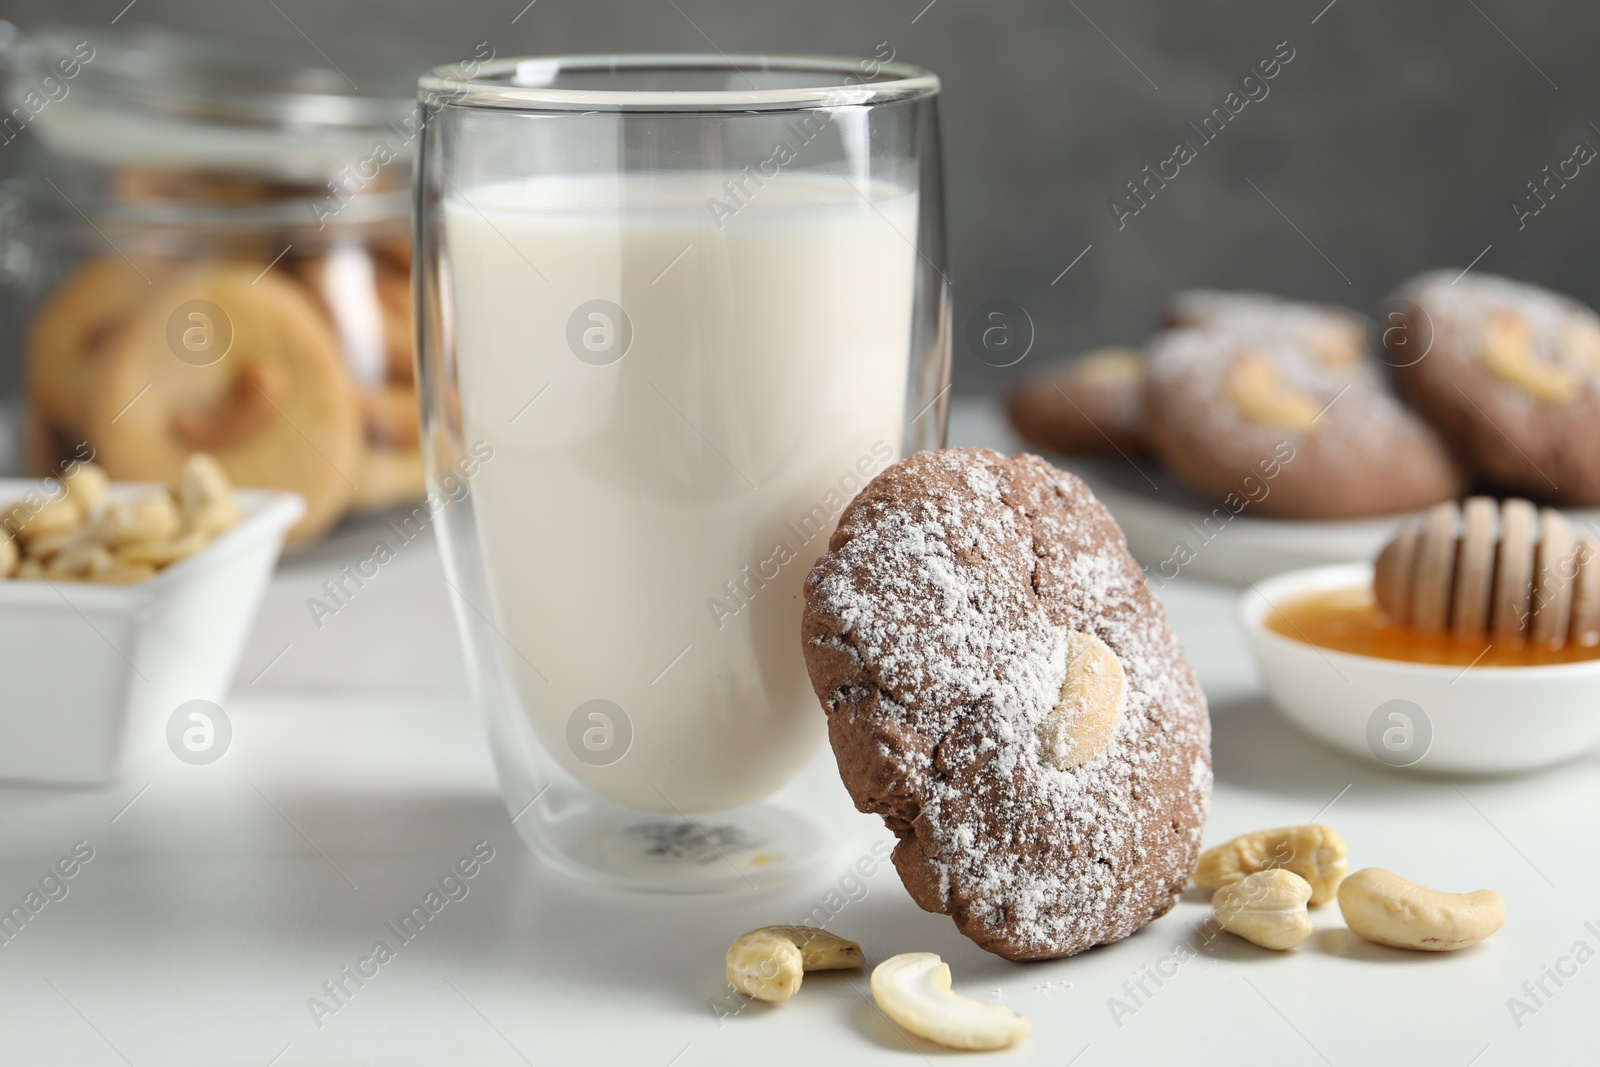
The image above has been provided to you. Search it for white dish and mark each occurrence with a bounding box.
[1239,561,1600,774]
[0,481,304,785]
[1069,457,1600,587]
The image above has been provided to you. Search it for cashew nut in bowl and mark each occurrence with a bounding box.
[1194,824,1348,906]
[66,461,109,514]
[4,495,79,544]
[92,494,180,548]
[1211,869,1314,950]
[0,457,241,586]
[179,453,241,537]
[725,926,863,1002]
[870,952,1030,1051]
[1337,868,1504,951]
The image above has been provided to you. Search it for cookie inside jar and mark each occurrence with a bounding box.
[12,25,423,544]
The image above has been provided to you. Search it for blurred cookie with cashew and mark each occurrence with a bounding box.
[1387,270,1600,505]
[1143,320,1463,519]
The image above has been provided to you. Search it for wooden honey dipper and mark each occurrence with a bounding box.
[1374,497,1600,648]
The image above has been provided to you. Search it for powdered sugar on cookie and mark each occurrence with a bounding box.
[801,449,1211,960]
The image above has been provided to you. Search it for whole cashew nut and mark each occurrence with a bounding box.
[1194,824,1348,906]
[870,953,1031,1051]
[1337,868,1504,952]
[1227,353,1321,429]
[93,494,180,548]
[1482,311,1579,402]
[6,496,80,544]
[1212,869,1314,950]
[179,453,240,537]
[1037,630,1126,770]
[725,926,863,1002]
[67,462,110,516]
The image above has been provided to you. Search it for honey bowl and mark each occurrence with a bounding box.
[1239,562,1600,774]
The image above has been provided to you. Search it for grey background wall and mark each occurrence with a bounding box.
[3,0,1597,397]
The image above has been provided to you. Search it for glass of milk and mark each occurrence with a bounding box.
[415,54,948,890]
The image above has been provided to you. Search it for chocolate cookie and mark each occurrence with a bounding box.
[801,449,1211,960]
[1168,290,1369,368]
[1143,324,1464,519]
[1006,347,1147,457]
[1387,270,1600,505]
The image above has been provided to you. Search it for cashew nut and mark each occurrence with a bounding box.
[6,496,80,544]
[93,494,181,548]
[725,926,863,1003]
[179,453,240,537]
[46,540,113,580]
[870,953,1030,1051]
[24,531,74,562]
[1337,867,1504,952]
[1227,353,1320,429]
[1212,869,1314,950]
[67,462,110,516]
[1194,824,1348,906]
[2,453,240,585]
[1482,311,1579,402]
[1037,630,1126,770]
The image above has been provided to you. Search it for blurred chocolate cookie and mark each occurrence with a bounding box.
[801,448,1210,960]
[1006,347,1147,457]
[1144,324,1463,519]
[1387,270,1600,505]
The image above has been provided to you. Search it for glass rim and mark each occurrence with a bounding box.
[416,53,940,113]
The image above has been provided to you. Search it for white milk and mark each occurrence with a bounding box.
[446,174,917,812]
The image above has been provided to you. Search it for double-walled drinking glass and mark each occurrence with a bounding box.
[416,54,948,890]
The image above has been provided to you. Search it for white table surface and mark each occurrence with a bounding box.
[1,400,1595,1066]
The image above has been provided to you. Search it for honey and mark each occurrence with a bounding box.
[1264,585,1600,667]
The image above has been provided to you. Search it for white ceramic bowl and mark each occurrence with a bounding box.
[1239,562,1600,775]
[0,481,303,785]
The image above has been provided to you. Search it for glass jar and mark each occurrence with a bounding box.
[0,24,427,542]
